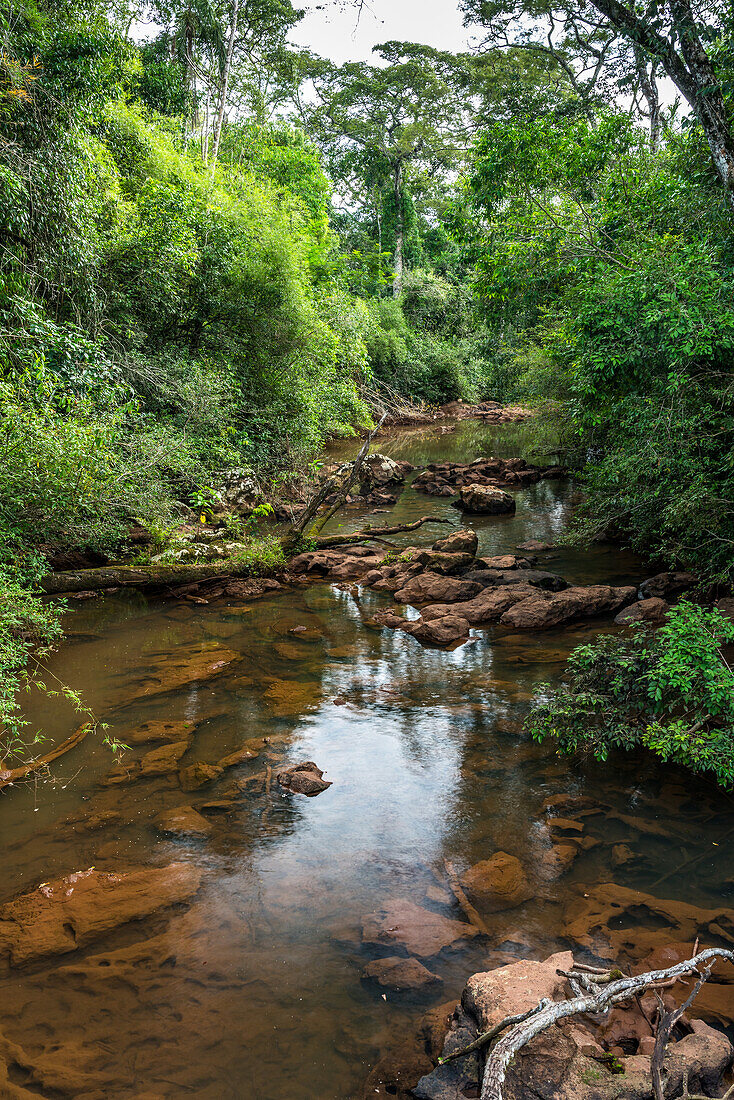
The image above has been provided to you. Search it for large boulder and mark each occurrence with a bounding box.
[394,574,482,606]
[615,597,669,625]
[420,585,538,625]
[212,468,261,513]
[458,485,516,515]
[460,853,533,912]
[432,528,479,556]
[500,585,636,629]
[639,571,696,599]
[409,615,471,647]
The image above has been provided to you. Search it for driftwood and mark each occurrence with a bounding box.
[0,722,92,791]
[311,515,453,549]
[477,948,734,1100]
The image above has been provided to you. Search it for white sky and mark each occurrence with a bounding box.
[290,0,477,63]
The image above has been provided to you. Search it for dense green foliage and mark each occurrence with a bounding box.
[529,603,734,788]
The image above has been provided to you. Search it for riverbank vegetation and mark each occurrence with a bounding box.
[1,0,734,778]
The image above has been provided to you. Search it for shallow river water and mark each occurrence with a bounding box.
[1,419,733,1099]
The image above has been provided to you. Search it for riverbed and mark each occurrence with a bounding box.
[1,418,732,1099]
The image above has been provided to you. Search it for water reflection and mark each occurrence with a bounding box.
[0,420,731,1098]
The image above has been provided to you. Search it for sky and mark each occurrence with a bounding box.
[289,0,478,64]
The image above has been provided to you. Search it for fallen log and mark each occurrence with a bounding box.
[39,562,255,595]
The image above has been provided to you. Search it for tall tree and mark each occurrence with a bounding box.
[462,0,734,204]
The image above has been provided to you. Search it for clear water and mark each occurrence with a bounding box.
[1,419,731,1098]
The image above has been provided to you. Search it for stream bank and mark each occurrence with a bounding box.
[1,417,732,1099]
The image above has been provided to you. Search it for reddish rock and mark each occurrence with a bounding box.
[432,528,479,556]
[409,615,471,647]
[500,585,636,629]
[179,761,224,792]
[276,761,332,796]
[615,597,669,624]
[420,585,537,625]
[461,853,533,912]
[154,805,213,838]
[458,484,516,515]
[0,864,202,968]
[362,899,479,959]
[363,956,443,991]
[516,540,554,552]
[463,951,574,1031]
[394,574,482,606]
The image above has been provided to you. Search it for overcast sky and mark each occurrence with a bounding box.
[290,0,477,63]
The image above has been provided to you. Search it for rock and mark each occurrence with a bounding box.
[360,452,406,489]
[615,597,669,624]
[394,574,482,606]
[715,597,734,621]
[0,864,202,968]
[276,761,332,796]
[420,585,538,625]
[432,528,479,556]
[500,584,636,629]
[409,615,471,647]
[458,485,516,515]
[463,951,574,1032]
[362,899,479,959]
[212,467,261,512]
[411,550,476,575]
[102,739,191,785]
[217,745,259,769]
[516,540,554,552]
[475,554,529,570]
[178,761,224,792]
[129,643,238,699]
[154,805,213,838]
[363,956,442,991]
[639,571,697,599]
[413,1006,481,1100]
[665,1019,733,1095]
[565,883,734,960]
[222,577,282,599]
[460,853,533,912]
[540,843,579,878]
[611,844,636,869]
[125,720,195,745]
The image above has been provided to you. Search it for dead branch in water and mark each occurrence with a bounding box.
[442,859,492,937]
[282,415,386,550]
[476,948,734,1100]
[311,515,453,549]
[0,723,92,791]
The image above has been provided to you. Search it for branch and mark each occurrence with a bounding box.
[481,949,734,1100]
[311,515,453,548]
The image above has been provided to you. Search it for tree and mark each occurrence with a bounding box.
[462,0,734,205]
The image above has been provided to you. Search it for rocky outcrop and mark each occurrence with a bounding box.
[615,597,669,624]
[458,485,516,515]
[431,528,479,556]
[500,585,637,630]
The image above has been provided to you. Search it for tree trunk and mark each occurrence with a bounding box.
[634,48,661,152]
[589,0,734,205]
[392,162,404,298]
[210,0,239,173]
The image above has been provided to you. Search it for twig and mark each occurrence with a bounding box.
[439,1000,552,1065]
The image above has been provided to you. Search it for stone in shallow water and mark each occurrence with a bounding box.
[0,864,202,968]
[460,853,533,912]
[154,805,213,838]
[361,899,479,960]
[128,643,238,700]
[276,761,332,797]
[458,484,516,515]
[179,761,224,792]
[363,956,442,991]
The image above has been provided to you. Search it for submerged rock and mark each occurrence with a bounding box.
[0,864,202,968]
[460,853,533,912]
[276,761,332,797]
[154,805,213,838]
[363,956,442,992]
[361,899,479,960]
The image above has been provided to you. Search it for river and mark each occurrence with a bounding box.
[0,418,732,1099]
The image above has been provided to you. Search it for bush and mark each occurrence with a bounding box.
[528,602,734,788]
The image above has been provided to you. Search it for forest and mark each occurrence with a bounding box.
[2,0,734,1096]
